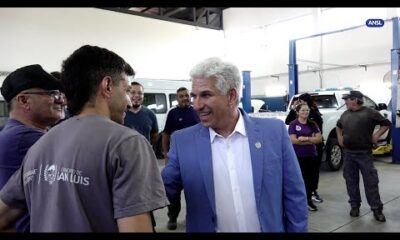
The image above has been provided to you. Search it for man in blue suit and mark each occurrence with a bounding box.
[161,57,308,232]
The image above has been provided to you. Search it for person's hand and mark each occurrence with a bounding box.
[164,152,169,165]
[372,134,379,145]
[298,136,309,142]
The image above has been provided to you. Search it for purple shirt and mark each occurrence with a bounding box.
[0,118,45,232]
[288,119,320,157]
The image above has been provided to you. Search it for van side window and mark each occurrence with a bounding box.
[143,93,167,114]
[169,94,177,108]
[362,96,377,109]
[0,100,8,117]
[313,95,338,109]
[0,100,9,128]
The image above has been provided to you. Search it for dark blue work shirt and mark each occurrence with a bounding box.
[123,106,158,141]
[163,106,200,134]
[0,118,46,232]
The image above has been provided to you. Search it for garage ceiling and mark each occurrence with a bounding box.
[101,7,226,30]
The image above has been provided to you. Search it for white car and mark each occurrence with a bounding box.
[250,88,391,171]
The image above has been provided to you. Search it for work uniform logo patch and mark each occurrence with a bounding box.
[44,165,57,184]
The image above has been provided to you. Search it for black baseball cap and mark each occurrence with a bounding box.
[0,64,63,102]
[342,90,364,100]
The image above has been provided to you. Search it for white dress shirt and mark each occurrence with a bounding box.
[210,112,261,232]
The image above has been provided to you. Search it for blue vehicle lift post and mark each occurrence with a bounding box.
[391,17,400,164]
[242,70,252,113]
[288,40,299,99]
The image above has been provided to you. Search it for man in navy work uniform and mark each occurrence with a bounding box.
[124,81,159,146]
[162,86,200,230]
[162,57,307,232]
[0,64,65,232]
[336,90,390,222]
[0,45,168,232]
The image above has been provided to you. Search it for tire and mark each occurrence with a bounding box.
[325,138,343,171]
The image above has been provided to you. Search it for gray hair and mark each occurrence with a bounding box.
[189,57,242,105]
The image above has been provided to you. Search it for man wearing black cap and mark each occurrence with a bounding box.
[0,64,65,232]
[336,90,391,222]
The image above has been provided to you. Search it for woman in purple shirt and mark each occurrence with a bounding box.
[288,103,322,212]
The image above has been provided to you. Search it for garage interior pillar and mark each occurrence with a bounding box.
[288,40,299,99]
[391,17,400,164]
[242,70,252,113]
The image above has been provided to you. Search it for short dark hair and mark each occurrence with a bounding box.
[131,81,143,87]
[177,87,188,94]
[298,93,312,106]
[61,45,134,115]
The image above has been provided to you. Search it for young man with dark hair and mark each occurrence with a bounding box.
[124,81,159,146]
[0,45,168,232]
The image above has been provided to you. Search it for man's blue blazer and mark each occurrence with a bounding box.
[162,109,308,232]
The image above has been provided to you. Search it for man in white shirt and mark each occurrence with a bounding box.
[162,57,308,232]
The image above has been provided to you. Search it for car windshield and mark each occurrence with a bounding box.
[313,95,339,108]
[289,94,338,110]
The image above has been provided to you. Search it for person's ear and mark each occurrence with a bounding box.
[16,94,28,104]
[100,76,113,97]
[15,94,30,111]
[228,88,238,106]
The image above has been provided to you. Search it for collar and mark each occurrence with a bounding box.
[209,110,246,142]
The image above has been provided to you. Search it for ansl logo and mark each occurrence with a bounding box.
[366,19,385,28]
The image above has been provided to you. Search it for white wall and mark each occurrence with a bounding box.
[223,7,398,104]
[0,8,224,82]
[0,7,397,106]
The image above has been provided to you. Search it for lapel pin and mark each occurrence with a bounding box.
[255,142,262,149]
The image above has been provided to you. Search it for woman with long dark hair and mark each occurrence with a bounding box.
[286,93,324,203]
[288,103,322,211]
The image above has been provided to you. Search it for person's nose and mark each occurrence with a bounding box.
[126,93,133,110]
[192,97,202,111]
[54,95,66,105]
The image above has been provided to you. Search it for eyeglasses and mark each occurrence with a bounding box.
[22,90,66,101]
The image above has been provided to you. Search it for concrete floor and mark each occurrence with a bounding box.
[153,155,400,232]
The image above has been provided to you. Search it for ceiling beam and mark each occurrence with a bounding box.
[163,7,186,17]
[140,7,153,13]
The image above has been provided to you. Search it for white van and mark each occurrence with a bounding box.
[0,95,8,129]
[133,78,192,158]
[134,78,192,132]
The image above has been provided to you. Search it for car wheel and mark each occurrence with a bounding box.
[326,138,343,171]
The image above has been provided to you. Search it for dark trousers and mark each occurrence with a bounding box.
[312,143,324,192]
[343,151,383,210]
[167,195,181,221]
[297,156,319,202]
